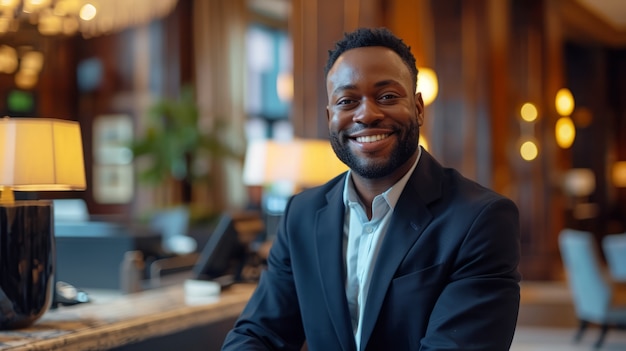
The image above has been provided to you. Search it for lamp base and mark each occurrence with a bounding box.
[0,200,54,329]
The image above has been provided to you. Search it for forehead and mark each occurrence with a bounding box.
[326,46,412,91]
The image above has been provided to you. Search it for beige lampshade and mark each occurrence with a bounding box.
[0,117,86,191]
[297,139,348,188]
[243,138,348,189]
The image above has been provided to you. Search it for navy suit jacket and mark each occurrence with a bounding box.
[222,150,521,350]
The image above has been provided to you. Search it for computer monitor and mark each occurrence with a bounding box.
[191,214,246,287]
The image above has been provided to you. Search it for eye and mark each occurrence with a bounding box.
[379,93,399,102]
[337,98,357,106]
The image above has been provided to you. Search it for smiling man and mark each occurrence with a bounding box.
[221,27,521,351]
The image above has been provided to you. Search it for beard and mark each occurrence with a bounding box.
[329,117,420,179]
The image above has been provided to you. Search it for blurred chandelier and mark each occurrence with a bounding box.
[0,0,178,38]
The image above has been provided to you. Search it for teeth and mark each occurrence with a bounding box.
[356,134,389,143]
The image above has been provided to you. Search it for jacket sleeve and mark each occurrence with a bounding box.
[420,197,521,351]
[221,197,306,351]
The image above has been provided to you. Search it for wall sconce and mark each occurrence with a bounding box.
[0,117,86,329]
[555,116,576,149]
[417,67,438,106]
[519,139,539,161]
[518,103,538,161]
[520,102,538,122]
[555,88,575,117]
[554,88,576,149]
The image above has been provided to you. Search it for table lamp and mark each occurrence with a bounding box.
[242,138,348,238]
[0,116,86,329]
[243,138,348,190]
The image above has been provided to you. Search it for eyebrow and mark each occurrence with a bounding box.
[374,79,399,88]
[331,79,401,96]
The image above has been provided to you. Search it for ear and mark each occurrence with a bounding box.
[326,106,330,122]
[415,92,425,126]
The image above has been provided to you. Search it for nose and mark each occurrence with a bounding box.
[354,99,384,125]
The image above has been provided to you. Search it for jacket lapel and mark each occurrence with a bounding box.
[359,151,443,348]
[314,178,357,351]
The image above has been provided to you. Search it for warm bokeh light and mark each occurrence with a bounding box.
[0,45,18,73]
[276,72,293,103]
[419,135,429,151]
[520,102,538,122]
[0,0,19,10]
[555,88,575,117]
[20,51,44,71]
[555,116,575,149]
[563,168,596,197]
[417,67,438,106]
[0,0,177,38]
[38,11,63,35]
[520,140,538,161]
[612,161,626,188]
[79,3,97,21]
[14,69,38,89]
[23,0,51,13]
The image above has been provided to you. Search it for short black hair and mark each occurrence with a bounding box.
[324,27,418,88]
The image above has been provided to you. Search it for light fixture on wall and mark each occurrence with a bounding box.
[554,88,576,149]
[520,102,538,122]
[555,88,575,116]
[519,139,539,162]
[555,116,576,149]
[417,67,438,106]
[518,102,539,161]
[0,0,178,38]
[0,116,86,329]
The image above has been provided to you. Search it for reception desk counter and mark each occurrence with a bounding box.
[0,283,255,351]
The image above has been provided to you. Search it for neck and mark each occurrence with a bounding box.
[350,152,418,217]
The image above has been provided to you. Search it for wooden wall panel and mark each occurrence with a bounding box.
[383,0,568,279]
[291,0,383,138]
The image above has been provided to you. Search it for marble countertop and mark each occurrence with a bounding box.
[0,283,255,351]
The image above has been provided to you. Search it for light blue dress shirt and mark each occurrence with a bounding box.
[342,147,421,350]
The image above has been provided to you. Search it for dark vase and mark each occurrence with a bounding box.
[0,200,55,329]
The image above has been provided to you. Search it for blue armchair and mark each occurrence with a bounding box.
[558,229,626,349]
[602,232,626,283]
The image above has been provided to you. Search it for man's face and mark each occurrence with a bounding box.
[326,46,424,179]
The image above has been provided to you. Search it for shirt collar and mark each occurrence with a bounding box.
[342,146,422,209]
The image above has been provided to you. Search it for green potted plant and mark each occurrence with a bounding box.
[131,85,242,207]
